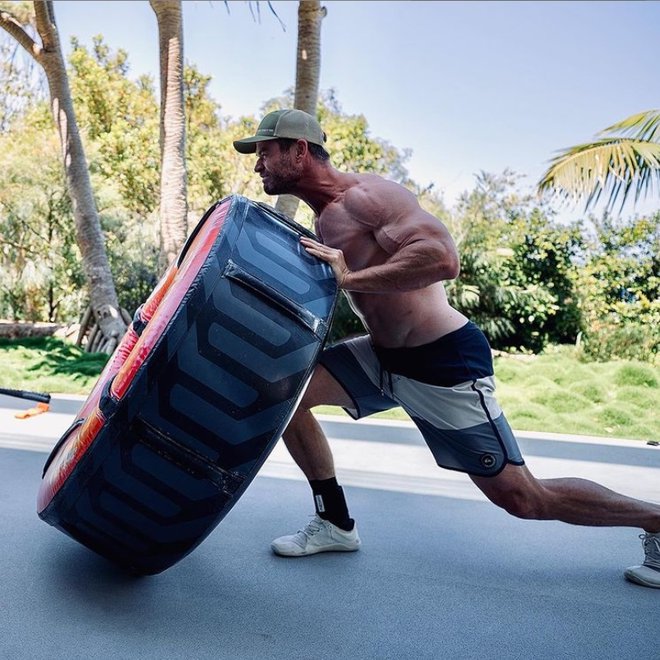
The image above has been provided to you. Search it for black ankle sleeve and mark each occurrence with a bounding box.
[309,478,353,530]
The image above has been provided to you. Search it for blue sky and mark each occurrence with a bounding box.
[53,0,659,219]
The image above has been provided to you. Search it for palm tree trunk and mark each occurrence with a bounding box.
[150,0,188,271]
[1,1,127,353]
[276,0,326,220]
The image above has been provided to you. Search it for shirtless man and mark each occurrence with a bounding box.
[233,109,660,588]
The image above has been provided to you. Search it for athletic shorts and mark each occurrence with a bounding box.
[318,321,524,477]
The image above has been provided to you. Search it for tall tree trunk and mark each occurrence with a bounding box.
[149,0,188,271]
[0,1,127,353]
[276,0,326,220]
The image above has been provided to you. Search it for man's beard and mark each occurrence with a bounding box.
[261,161,300,196]
[262,175,291,195]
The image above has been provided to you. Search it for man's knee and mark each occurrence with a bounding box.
[295,391,316,413]
[478,476,550,520]
[490,490,545,520]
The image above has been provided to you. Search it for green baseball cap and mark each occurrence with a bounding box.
[233,109,327,154]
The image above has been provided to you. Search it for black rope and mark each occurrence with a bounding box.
[0,387,51,404]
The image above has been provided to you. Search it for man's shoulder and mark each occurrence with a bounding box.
[344,174,408,200]
[344,175,415,214]
[348,172,399,188]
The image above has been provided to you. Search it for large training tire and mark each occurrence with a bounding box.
[37,195,337,574]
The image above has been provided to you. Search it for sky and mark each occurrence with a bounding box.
[50,0,660,221]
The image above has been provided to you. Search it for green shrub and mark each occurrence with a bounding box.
[580,320,658,366]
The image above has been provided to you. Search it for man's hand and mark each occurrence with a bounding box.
[300,236,350,288]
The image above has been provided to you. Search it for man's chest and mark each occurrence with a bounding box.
[317,217,382,270]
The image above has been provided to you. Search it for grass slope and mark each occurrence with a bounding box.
[319,346,659,442]
[0,338,657,442]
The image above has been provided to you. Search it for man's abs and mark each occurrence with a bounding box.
[345,284,469,348]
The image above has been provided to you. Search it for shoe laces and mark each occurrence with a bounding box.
[640,533,660,567]
[291,516,326,546]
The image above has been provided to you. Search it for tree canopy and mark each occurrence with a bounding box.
[0,31,656,364]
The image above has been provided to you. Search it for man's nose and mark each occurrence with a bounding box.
[254,159,263,173]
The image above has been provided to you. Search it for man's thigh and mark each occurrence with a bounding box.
[302,364,356,409]
[316,336,399,418]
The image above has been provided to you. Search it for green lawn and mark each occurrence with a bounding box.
[319,345,659,443]
[0,337,108,395]
[1,338,657,442]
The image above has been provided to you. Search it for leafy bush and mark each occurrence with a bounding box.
[576,214,659,365]
[447,172,583,352]
[578,318,658,366]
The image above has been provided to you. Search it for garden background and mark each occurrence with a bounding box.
[0,1,657,442]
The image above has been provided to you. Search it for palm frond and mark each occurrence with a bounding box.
[601,109,660,142]
[538,109,660,213]
[538,136,660,214]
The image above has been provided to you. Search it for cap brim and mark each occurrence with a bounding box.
[233,135,277,154]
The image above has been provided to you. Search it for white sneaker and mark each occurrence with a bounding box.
[271,515,361,557]
[624,532,660,588]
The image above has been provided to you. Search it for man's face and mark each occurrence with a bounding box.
[254,140,302,195]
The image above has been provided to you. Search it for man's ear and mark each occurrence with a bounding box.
[295,139,308,161]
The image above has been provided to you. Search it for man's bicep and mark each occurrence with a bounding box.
[378,210,453,255]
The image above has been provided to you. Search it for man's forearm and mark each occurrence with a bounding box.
[342,245,459,293]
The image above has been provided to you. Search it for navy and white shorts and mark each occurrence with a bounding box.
[319,321,524,477]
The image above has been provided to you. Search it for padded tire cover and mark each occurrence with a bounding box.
[37,195,337,574]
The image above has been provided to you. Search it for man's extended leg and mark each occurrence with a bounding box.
[470,463,660,530]
[271,365,362,557]
[470,463,660,587]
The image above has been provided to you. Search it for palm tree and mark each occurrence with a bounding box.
[0,1,127,353]
[538,109,660,214]
[149,0,188,271]
[275,0,326,220]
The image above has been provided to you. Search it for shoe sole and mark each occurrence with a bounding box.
[624,571,660,588]
[271,543,361,557]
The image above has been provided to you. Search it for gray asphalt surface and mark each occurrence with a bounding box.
[1,394,659,659]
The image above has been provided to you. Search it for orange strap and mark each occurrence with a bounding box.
[15,402,50,419]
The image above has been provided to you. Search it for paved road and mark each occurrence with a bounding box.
[3,394,659,506]
[1,394,659,659]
